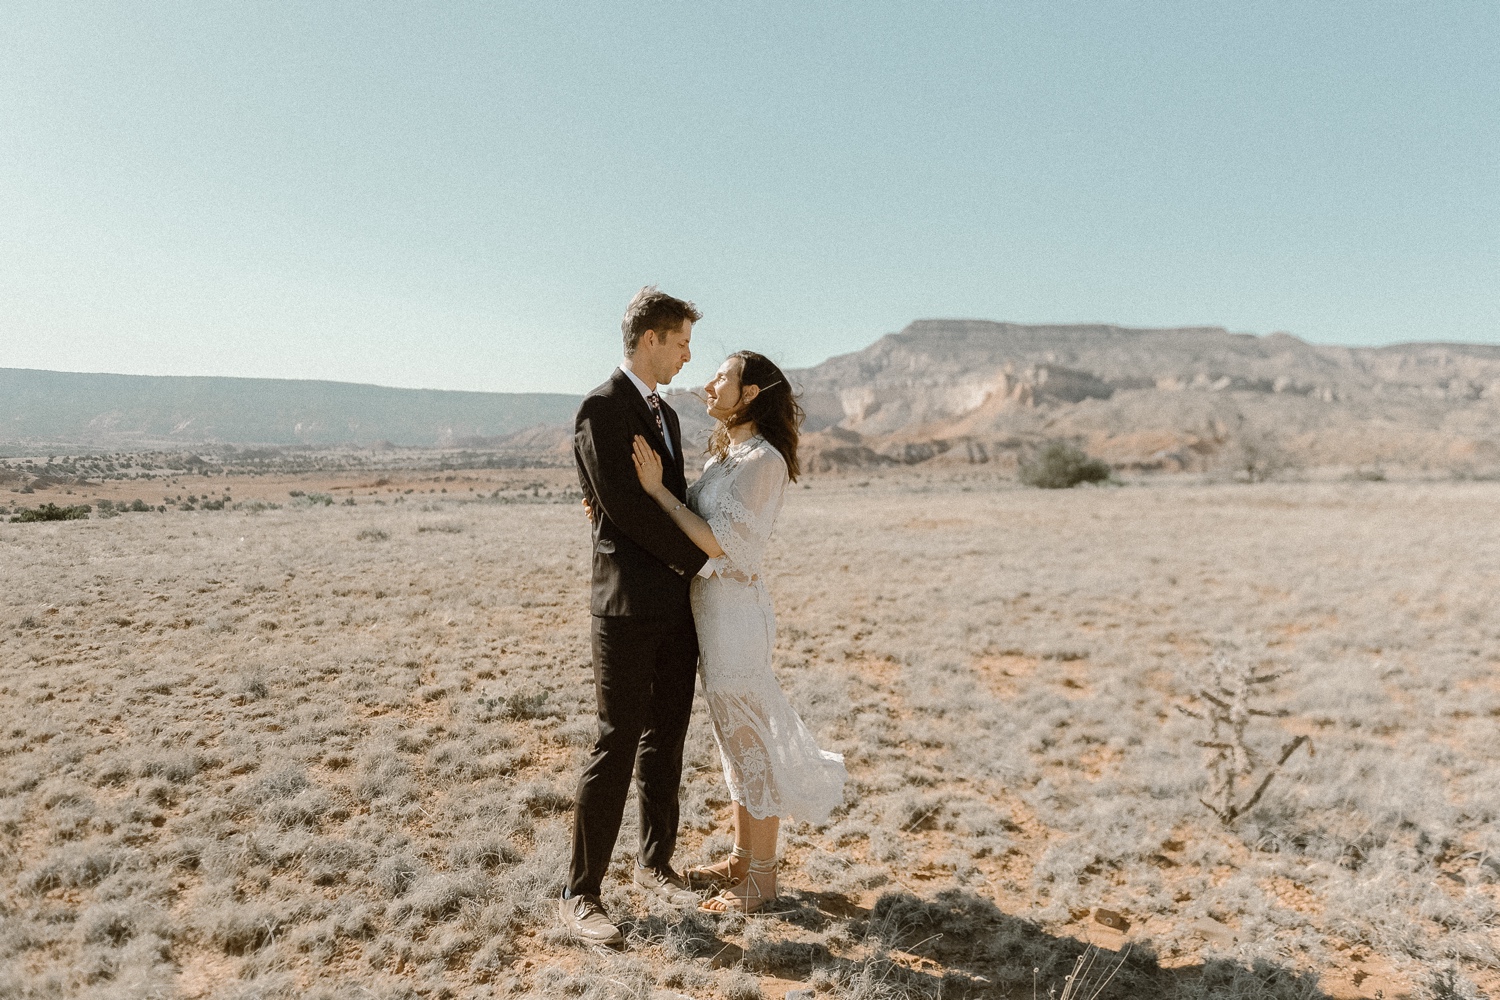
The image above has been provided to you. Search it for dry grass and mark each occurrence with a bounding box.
[2,472,1497,999]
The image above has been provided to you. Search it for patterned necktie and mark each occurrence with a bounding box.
[645,392,667,445]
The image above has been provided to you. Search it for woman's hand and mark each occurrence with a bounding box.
[632,435,666,496]
[581,496,594,524]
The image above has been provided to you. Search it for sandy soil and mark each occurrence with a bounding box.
[2,471,1496,999]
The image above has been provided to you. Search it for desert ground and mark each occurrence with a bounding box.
[2,470,1498,999]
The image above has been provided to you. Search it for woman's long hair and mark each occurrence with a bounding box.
[707,351,802,482]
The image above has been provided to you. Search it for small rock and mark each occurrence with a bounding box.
[1094,908,1130,932]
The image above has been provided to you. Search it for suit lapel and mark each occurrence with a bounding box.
[659,397,686,491]
[612,368,673,459]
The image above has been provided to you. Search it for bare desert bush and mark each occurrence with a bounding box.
[1177,654,1311,825]
[1218,424,1293,483]
[1018,441,1112,488]
[1,475,1497,997]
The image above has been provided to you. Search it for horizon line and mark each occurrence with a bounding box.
[7,319,1499,394]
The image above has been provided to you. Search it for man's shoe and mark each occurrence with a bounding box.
[632,864,700,907]
[558,893,623,947]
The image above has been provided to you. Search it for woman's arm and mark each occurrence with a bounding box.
[632,436,725,558]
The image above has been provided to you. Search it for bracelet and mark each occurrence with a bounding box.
[670,501,684,513]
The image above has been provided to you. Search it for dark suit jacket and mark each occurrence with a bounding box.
[574,369,709,617]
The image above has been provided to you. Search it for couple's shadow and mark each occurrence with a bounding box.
[629,887,1330,999]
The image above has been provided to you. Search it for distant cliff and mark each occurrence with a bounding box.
[0,369,580,448]
[10,318,1500,474]
[665,321,1500,474]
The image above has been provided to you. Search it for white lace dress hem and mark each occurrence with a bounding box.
[688,437,847,826]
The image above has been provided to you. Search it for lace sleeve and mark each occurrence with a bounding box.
[705,445,788,581]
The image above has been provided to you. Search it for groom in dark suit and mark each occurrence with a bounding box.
[560,286,710,945]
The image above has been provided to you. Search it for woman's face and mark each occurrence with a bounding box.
[703,357,746,421]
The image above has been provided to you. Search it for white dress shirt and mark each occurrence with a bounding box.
[619,364,673,458]
[620,365,717,579]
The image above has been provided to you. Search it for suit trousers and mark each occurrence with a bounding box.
[567,609,699,897]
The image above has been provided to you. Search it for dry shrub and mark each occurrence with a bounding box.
[371,853,424,899]
[202,903,288,954]
[355,751,420,805]
[517,781,573,817]
[475,688,560,722]
[78,901,174,950]
[302,838,370,886]
[722,971,764,1000]
[447,837,521,871]
[262,789,336,830]
[10,503,91,522]
[1177,654,1310,825]
[386,871,490,924]
[140,750,213,783]
[1019,442,1111,488]
[22,846,136,893]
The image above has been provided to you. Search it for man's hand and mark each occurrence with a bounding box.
[581,496,595,524]
[632,435,666,498]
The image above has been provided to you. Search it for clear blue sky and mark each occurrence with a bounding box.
[2,2,1496,394]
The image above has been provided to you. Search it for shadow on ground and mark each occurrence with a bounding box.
[636,888,1331,999]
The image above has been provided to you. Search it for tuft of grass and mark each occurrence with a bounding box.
[722,971,765,1000]
[79,901,173,949]
[302,837,369,886]
[262,788,335,829]
[371,852,424,898]
[140,751,213,783]
[516,781,573,816]
[202,903,288,955]
[447,837,521,871]
[22,846,135,893]
[387,870,490,923]
[250,767,310,801]
[354,751,421,805]
[237,670,270,702]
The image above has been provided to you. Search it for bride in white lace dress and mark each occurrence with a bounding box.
[631,350,847,913]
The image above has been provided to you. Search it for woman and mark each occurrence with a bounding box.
[630,350,847,913]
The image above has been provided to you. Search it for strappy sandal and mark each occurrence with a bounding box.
[686,845,749,893]
[698,855,778,915]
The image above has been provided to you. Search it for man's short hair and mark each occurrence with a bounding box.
[621,286,701,356]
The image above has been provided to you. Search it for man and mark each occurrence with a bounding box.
[561,286,710,946]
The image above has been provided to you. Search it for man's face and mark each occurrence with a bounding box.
[646,320,693,385]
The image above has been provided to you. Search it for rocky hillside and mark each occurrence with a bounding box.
[11,321,1500,475]
[668,321,1500,475]
[0,369,578,449]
